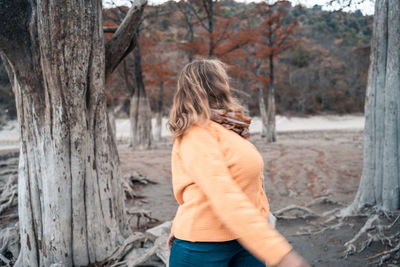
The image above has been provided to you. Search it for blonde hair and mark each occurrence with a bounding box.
[168,59,245,139]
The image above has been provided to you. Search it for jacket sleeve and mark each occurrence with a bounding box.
[179,126,293,266]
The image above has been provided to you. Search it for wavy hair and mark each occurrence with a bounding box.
[168,59,245,139]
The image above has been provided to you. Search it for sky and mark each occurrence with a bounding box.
[104,0,375,15]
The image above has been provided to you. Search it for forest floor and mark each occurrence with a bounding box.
[119,129,399,267]
[1,115,399,266]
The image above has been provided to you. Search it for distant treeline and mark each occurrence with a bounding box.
[106,1,372,117]
[0,1,373,120]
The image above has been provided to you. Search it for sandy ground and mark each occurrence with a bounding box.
[118,129,398,267]
[4,115,399,266]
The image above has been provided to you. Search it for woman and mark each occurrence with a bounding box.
[167,59,309,267]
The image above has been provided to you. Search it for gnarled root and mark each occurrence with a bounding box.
[274,204,319,220]
[371,241,400,266]
[343,212,400,260]
[344,214,380,257]
[0,165,18,217]
[127,207,159,229]
[0,158,19,266]
[101,232,146,266]
[0,222,19,266]
[102,221,172,267]
[123,171,157,200]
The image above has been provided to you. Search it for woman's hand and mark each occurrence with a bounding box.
[276,251,310,267]
[166,233,175,251]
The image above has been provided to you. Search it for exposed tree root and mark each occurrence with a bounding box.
[123,172,157,200]
[122,235,168,267]
[0,253,10,265]
[0,223,19,266]
[341,211,400,259]
[275,198,400,266]
[307,196,339,206]
[0,158,19,266]
[274,204,319,220]
[0,192,16,217]
[102,232,146,266]
[127,207,159,229]
[102,221,172,267]
[0,167,18,216]
[273,196,340,221]
[370,241,400,266]
[344,214,380,257]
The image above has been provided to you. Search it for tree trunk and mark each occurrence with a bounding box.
[266,84,277,143]
[266,54,277,143]
[155,112,162,142]
[258,84,268,138]
[129,44,152,149]
[108,85,117,140]
[242,75,250,113]
[154,82,165,142]
[256,65,269,138]
[206,0,214,57]
[186,4,194,63]
[0,0,145,265]
[348,0,400,212]
[109,110,117,140]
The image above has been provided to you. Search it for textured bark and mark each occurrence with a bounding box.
[350,0,400,212]
[265,54,277,143]
[258,85,268,138]
[129,44,152,149]
[129,91,153,149]
[154,112,162,142]
[109,110,117,139]
[206,0,214,57]
[0,0,145,265]
[154,82,164,142]
[266,83,277,143]
[241,75,250,112]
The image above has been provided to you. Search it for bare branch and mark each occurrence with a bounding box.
[105,0,147,81]
[186,1,209,31]
[104,26,118,33]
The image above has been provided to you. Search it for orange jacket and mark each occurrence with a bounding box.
[170,120,292,266]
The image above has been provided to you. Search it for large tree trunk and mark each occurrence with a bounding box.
[0,0,145,265]
[348,0,400,212]
[129,44,152,149]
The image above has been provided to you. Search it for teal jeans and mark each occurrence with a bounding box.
[169,237,266,267]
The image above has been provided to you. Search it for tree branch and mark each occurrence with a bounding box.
[186,1,209,31]
[105,0,147,81]
[104,27,118,33]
